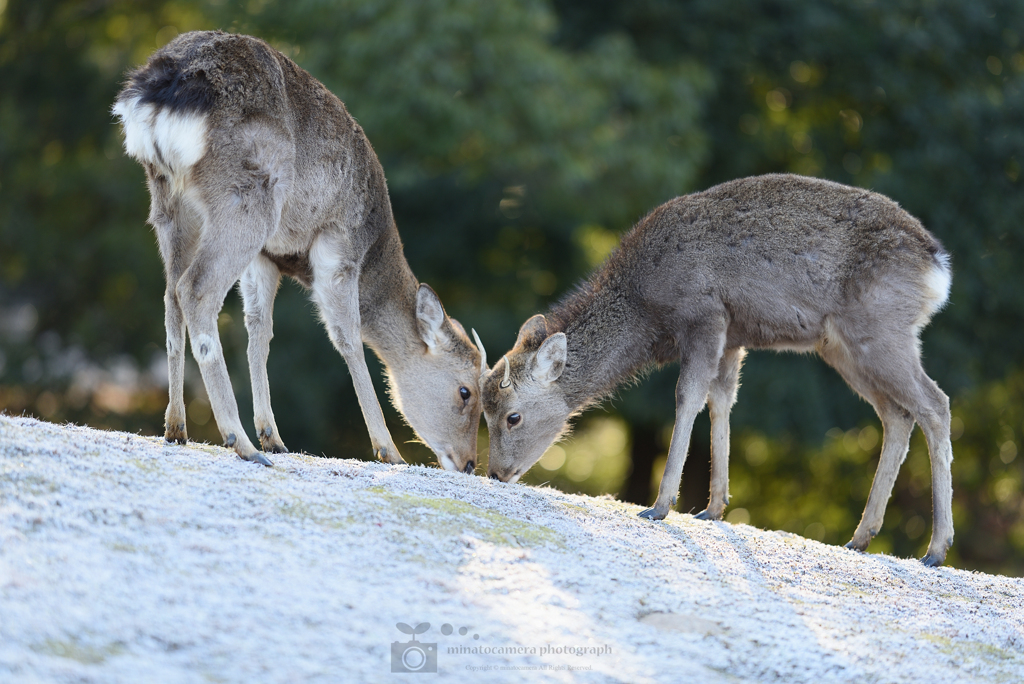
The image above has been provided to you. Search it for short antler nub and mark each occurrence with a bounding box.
[472,328,487,376]
[500,355,512,389]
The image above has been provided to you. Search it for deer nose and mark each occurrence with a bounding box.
[463,460,475,474]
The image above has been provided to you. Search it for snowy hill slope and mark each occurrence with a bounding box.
[1,414,1022,683]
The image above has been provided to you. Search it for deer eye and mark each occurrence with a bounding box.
[507,413,521,427]
[459,386,471,401]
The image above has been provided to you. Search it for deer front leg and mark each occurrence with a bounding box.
[345,345,405,465]
[695,347,744,521]
[640,326,725,521]
[241,255,288,454]
[310,246,404,465]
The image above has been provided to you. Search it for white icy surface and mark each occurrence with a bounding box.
[1,414,1022,683]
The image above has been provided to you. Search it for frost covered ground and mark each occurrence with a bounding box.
[1,414,1023,683]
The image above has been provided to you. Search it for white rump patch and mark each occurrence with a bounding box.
[112,96,209,175]
[921,253,952,320]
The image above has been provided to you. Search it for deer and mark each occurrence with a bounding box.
[481,173,955,566]
[112,30,486,472]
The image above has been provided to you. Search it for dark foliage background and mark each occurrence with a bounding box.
[2,0,1022,574]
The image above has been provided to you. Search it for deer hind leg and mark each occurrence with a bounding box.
[240,254,287,454]
[177,131,291,466]
[845,397,914,553]
[819,336,916,553]
[695,347,745,521]
[309,233,404,465]
[178,235,273,465]
[863,371,951,566]
[147,168,198,445]
[640,320,726,521]
[903,372,953,566]
[823,330,952,565]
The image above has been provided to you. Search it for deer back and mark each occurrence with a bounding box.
[483,174,950,480]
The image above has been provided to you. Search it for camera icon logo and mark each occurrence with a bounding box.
[391,622,437,673]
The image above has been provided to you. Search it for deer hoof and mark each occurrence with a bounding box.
[241,450,274,467]
[165,423,187,444]
[375,444,405,465]
[638,506,668,521]
[694,509,721,521]
[260,437,288,454]
[921,539,950,567]
[258,427,288,454]
[844,539,869,553]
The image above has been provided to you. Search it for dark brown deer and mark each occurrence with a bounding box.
[113,30,485,472]
[482,174,954,566]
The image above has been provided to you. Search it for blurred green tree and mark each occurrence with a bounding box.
[0,0,707,458]
[0,0,189,431]
[2,0,1023,574]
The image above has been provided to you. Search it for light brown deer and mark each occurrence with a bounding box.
[113,30,485,472]
[481,174,954,566]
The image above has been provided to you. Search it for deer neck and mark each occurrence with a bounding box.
[357,223,423,364]
[550,285,652,411]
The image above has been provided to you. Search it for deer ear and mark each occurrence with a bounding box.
[415,284,448,353]
[532,332,566,386]
[515,314,548,349]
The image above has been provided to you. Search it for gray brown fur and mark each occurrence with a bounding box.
[113,31,484,472]
[482,173,954,566]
